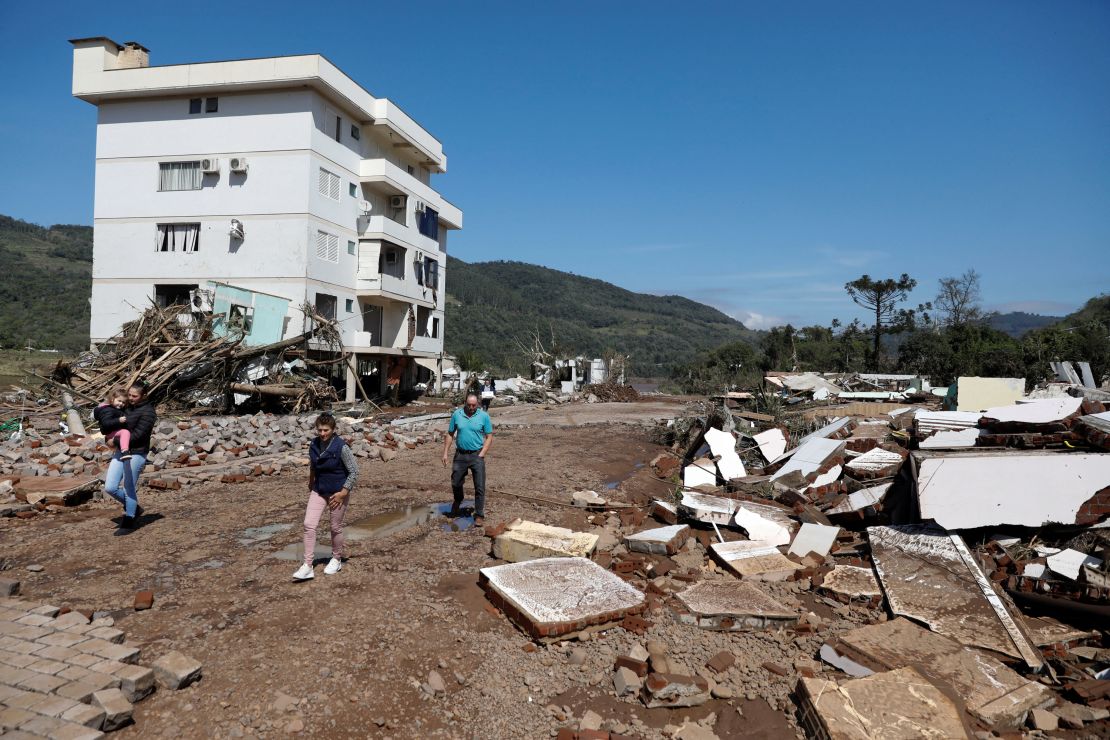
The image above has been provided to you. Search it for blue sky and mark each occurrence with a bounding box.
[1,1,1107,329]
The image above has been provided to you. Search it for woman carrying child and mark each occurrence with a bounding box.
[292,412,359,581]
[93,387,132,460]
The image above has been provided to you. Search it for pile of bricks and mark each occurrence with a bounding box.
[0,591,200,737]
[1,412,440,516]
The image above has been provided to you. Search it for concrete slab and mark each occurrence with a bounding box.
[770,417,855,467]
[916,452,1110,529]
[918,427,982,449]
[752,428,787,463]
[710,540,802,581]
[820,618,1054,731]
[704,427,746,481]
[818,565,881,600]
[675,580,798,630]
[980,397,1083,426]
[678,491,740,526]
[682,458,717,489]
[787,523,840,559]
[733,501,795,546]
[869,525,1042,668]
[479,557,645,641]
[491,520,599,563]
[955,376,1024,412]
[797,667,970,740]
[825,483,891,517]
[844,447,904,479]
[624,525,690,556]
[770,438,844,483]
[1045,548,1102,581]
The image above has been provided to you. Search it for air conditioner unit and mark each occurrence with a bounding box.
[229,156,248,173]
[389,195,407,210]
[189,289,214,313]
[415,200,426,212]
[357,199,373,215]
[229,219,245,240]
[201,157,220,174]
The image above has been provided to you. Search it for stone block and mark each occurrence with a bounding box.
[91,688,133,731]
[17,670,67,693]
[492,520,599,563]
[52,611,90,629]
[86,627,123,644]
[624,524,690,556]
[27,693,80,718]
[0,706,36,731]
[0,578,19,597]
[151,650,202,690]
[114,663,155,700]
[613,666,642,696]
[1030,708,1058,732]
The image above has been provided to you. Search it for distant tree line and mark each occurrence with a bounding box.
[671,269,1110,394]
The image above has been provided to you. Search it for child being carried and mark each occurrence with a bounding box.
[94,387,132,460]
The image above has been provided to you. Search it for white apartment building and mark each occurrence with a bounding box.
[70,38,462,401]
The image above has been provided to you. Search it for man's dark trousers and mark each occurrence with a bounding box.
[452,450,486,517]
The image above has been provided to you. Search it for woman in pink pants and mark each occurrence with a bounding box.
[293,413,359,581]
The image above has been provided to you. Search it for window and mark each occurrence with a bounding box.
[158,162,202,191]
[314,293,337,321]
[432,317,440,339]
[154,284,196,308]
[423,257,439,290]
[384,250,398,265]
[156,223,200,252]
[315,230,339,263]
[228,304,254,334]
[407,165,415,176]
[350,124,360,141]
[206,97,218,113]
[334,115,341,142]
[318,168,340,201]
[345,299,354,313]
[347,240,356,255]
[348,183,356,197]
[189,98,202,114]
[417,206,440,240]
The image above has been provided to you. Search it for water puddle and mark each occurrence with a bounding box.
[238,523,293,546]
[270,500,474,561]
[603,462,645,490]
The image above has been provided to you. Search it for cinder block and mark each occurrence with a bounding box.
[114,663,154,701]
[151,651,202,690]
[92,688,133,732]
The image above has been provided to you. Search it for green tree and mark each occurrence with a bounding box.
[844,273,919,369]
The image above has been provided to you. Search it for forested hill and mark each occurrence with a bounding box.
[444,257,759,375]
[985,310,1062,337]
[0,215,92,351]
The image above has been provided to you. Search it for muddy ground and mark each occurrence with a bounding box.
[0,403,876,739]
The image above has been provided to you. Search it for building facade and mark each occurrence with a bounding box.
[70,38,462,401]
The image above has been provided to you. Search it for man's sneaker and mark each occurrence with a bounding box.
[324,558,343,575]
[292,564,314,581]
[447,505,461,518]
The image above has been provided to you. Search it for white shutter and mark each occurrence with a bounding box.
[327,234,339,263]
[316,230,329,260]
[318,168,328,197]
[328,172,340,201]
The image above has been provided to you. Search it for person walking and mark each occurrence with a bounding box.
[480,377,496,412]
[293,412,359,581]
[103,381,157,531]
[441,391,493,526]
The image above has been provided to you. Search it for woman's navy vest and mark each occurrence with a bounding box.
[310,436,348,495]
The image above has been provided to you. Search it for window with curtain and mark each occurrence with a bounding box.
[417,206,439,240]
[158,162,202,191]
[423,257,439,290]
[156,223,200,252]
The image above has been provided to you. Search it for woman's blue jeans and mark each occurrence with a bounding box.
[103,452,147,517]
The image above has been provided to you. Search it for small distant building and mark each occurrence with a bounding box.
[70,38,462,401]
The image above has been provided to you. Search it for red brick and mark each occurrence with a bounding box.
[706,651,734,674]
[615,655,648,677]
[762,661,789,676]
[133,591,154,611]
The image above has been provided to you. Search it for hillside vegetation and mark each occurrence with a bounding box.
[985,310,1061,337]
[444,257,758,375]
[0,216,92,351]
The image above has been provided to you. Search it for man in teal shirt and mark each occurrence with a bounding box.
[442,391,493,525]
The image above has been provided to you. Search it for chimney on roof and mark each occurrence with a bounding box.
[117,41,150,69]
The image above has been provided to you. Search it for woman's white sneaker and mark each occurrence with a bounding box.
[324,558,343,575]
[292,564,314,581]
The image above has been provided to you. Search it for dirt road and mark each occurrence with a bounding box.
[1,404,846,739]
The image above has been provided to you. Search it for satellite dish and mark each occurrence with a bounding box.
[358,200,373,214]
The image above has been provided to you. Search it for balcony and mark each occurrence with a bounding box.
[357,214,439,254]
[358,159,463,229]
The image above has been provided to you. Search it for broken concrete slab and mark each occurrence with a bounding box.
[479,557,645,641]
[642,672,711,709]
[955,376,1024,412]
[732,501,796,546]
[491,520,599,563]
[704,427,746,481]
[915,452,1110,529]
[752,428,787,463]
[825,482,890,518]
[677,491,740,526]
[682,458,718,488]
[820,617,1054,731]
[787,523,840,559]
[1045,548,1102,581]
[651,499,679,525]
[571,490,607,508]
[768,417,855,467]
[796,666,970,740]
[818,565,881,601]
[869,525,1042,668]
[770,438,845,484]
[710,540,802,581]
[624,524,690,556]
[979,397,1083,427]
[918,427,982,449]
[675,580,798,630]
[12,476,99,506]
[843,447,905,479]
